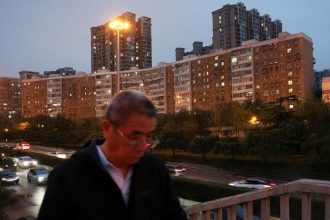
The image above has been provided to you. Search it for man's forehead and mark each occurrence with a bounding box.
[124,113,157,128]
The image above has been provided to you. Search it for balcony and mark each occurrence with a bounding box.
[184,179,330,220]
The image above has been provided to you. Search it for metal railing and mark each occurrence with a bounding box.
[184,179,330,220]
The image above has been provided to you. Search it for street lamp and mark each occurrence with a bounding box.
[109,19,129,93]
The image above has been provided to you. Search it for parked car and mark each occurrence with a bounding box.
[27,167,49,185]
[17,156,38,168]
[166,163,186,176]
[49,151,67,159]
[0,169,19,185]
[16,141,30,150]
[229,178,276,190]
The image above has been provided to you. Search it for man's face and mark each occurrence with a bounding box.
[109,113,157,165]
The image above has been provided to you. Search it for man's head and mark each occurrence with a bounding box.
[102,90,158,168]
[105,90,157,128]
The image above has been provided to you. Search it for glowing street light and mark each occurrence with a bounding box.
[109,19,129,93]
[249,116,259,125]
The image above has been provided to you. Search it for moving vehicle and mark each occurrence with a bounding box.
[27,167,49,185]
[16,141,31,150]
[166,163,186,176]
[17,156,38,168]
[49,151,67,159]
[0,169,19,185]
[229,178,276,190]
[0,155,17,171]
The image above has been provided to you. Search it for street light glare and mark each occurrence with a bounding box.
[109,20,129,30]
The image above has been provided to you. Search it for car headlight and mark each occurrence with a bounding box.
[2,178,6,181]
[32,161,37,165]
[38,176,45,182]
[23,161,29,166]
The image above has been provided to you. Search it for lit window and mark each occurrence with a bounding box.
[256,85,260,89]
[221,62,224,66]
[287,48,292,53]
[288,80,293,85]
[215,56,218,60]
[221,82,225,86]
[288,72,293,77]
[289,104,294,109]
[288,88,293,93]
[231,57,237,63]
[214,63,218,67]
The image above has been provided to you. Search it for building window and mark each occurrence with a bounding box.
[288,80,293,85]
[288,71,293,77]
[288,88,293,93]
[289,104,294,109]
[287,48,292,53]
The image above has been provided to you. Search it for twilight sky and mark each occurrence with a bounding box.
[0,0,329,77]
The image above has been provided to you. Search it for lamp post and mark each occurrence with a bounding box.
[109,20,129,93]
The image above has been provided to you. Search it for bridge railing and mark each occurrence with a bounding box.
[184,179,330,220]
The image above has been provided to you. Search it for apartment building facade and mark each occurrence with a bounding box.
[212,2,282,51]
[0,77,21,119]
[11,32,313,120]
[91,12,152,73]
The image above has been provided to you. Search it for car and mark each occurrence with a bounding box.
[229,178,276,190]
[16,141,31,150]
[0,156,17,171]
[166,163,186,176]
[49,151,67,159]
[0,169,19,185]
[27,167,49,185]
[17,156,38,168]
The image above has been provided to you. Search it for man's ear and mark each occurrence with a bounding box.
[102,120,113,138]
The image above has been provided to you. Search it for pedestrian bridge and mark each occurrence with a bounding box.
[184,179,330,220]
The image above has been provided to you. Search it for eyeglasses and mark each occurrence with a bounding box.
[116,129,160,149]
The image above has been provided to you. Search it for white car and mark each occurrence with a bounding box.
[229,178,276,190]
[27,167,49,185]
[17,156,38,168]
[49,151,67,159]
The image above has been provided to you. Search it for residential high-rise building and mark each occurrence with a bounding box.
[91,12,152,73]
[0,77,21,119]
[18,32,313,119]
[212,2,282,50]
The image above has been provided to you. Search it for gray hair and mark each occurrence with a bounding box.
[105,90,157,128]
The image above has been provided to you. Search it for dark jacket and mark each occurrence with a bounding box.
[37,139,187,220]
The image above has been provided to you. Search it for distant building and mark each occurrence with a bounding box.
[322,77,330,103]
[314,69,330,96]
[0,77,21,119]
[175,41,212,61]
[212,2,282,50]
[19,71,40,80]
[44,67,76,77]
[91,12,152,73]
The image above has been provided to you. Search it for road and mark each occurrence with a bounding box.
[4,166,48,220]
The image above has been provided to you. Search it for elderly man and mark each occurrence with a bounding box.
[37,90,187,220]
